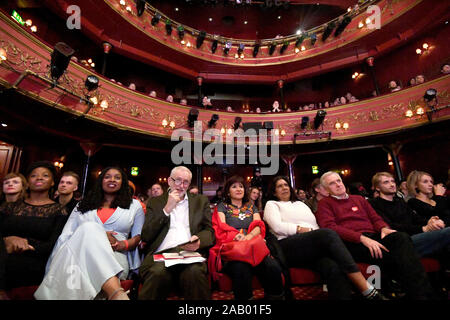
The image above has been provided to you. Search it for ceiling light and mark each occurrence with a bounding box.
[1,123,7,127]
[151,13,161,26]
[196,31,206,49]
[253,42,260,57]
[175,7,179,11]
[322,21,336,42]
[165,20,172,35]
[25,19,32,27]
[422,43,429,50]
[268,42,277,55]
[296,29,302,35]
[310,33,317,46]
[244,21,248,25]
[209,17,213,22]
[177,25,185,40]
[313,110,327,130]
[136,0,145,17]
[30,25,37,32]
[416,48,422,55]
[211,39,218,53]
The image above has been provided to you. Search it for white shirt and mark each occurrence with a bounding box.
[263,200,319,240]
[156,193,192,253]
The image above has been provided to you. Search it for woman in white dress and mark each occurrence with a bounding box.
[34,167,145,300]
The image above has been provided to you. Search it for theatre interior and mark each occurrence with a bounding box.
[0,0,449,300]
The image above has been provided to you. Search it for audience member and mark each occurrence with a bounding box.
[0,161,68,300]
[304,178,329,213]
[128,83,136,90]
[202,96,212,108]
[55,171,80,214]
[149,91,157,97]
[0,173,28,205]
[369,172,450,260]
[138,166,214,300]
[211,186,224,204]
[149,183,164,199]
[35,167,145,300]
[256,107,261,113]
[441,63,450,75]
[295,189,307,202]
[210,176,284,300]
[226,106,234,112]
[339,97,347,105]
[406,171,450,226]
[264,176,386,300]
[180,98,187,106]
[188,185,199,195]
[397,180,411,202]
[166,95,173,103]
[248,186,263,213]
[324,101,330,108]
[388,80,402,92]
[316,171,434,299]
[415,74,425,84]
[409,77,416,86]
[272,101,281,113]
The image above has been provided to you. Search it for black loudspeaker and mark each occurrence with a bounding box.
[243,122,263,132]
[50,42,75,81]
[263,121,274,130]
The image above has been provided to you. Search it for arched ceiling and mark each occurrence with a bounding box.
[30,0,450,84]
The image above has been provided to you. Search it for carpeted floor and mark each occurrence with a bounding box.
[166,285,328,300]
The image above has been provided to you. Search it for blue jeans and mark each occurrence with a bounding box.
[411,227,450,257]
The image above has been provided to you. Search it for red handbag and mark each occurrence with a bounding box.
[218,235,270,267]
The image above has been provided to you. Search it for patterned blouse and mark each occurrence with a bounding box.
[217,202,258,235]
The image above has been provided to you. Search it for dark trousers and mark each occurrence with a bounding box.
[139,255,210,300]
[223,255,284,300]
[344,231,434,299]
[279,228,360,300]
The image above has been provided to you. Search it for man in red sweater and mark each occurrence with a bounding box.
[316,171,434,299]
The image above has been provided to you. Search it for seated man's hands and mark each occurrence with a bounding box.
[180,235,200,251]
[360,234,389,259]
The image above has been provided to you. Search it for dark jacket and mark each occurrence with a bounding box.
[140,192,214,256]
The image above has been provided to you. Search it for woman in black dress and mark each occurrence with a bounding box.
[0,161,68,300]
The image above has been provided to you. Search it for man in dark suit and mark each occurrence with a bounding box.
[138,166,214,300]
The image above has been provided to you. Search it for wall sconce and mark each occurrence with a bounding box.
[416,43,430,55]
[119,0,126,6]
[162,118,168,127]
[0,48,7,62]
[100,99,109,110]
[335,120,349,130]
[54,161,64,169]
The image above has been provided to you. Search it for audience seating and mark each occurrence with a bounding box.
[4,258,443,299]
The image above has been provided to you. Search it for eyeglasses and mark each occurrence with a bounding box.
[170,177,190,187]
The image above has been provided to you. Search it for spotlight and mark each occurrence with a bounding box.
[268,42,277,55]
[85,75,99,92]
[237,43,245,56]
[322,21,336,42]
[295,35,305,47]
[196,31,207,49]
[136,0,145,17]
[313,110,327,130]
[165,20,172,36]
[224,41,232,55]
[208,114,219,128]
[187,108,199,127]
[300,116,309,129]
[50,42,75,82]
[211,39,218,53]
[233,117,242,130]
[280,41,289,55]
[252,42,260,57]
[424,88,437,102]
[334,15,352,37]
[310,33,317,46]
[151,13,161,26]
[177,25,185,40]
